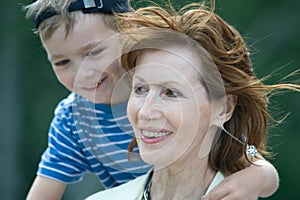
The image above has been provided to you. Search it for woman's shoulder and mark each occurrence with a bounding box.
[85,173,150,200]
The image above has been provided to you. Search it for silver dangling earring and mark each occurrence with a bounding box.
[220,125,258,158]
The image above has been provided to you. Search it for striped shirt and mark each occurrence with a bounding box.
[37,93,152,188]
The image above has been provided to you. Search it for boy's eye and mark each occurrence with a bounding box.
[163,88,181,98]
[54,59,70,67]
[133,84,148,95]
[87,49,103,57]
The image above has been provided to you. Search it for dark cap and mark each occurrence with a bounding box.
[34,0,131,29]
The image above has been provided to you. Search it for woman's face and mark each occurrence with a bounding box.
[127,47,215,168]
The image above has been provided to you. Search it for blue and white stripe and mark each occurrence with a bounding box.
[37,93,151,188]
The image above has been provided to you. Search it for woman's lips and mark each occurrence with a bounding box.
[140,129,173,144]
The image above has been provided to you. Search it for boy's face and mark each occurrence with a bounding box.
[42,13,126,104]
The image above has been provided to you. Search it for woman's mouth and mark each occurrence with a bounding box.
[140,129,173,144]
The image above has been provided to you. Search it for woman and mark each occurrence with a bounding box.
[86,1,300,199]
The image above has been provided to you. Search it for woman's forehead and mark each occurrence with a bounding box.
[136,52,200,82]
[137,47,202,72]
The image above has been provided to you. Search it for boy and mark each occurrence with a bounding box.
[25,0,279,199]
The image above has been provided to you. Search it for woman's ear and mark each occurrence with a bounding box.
[223,94,237,123]
[210,94,237,126]
[198,95,237,159]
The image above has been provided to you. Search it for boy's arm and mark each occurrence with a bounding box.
[202,159,279,200]
[26,176,66,200]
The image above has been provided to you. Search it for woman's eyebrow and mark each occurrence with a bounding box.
[133,75,186,88]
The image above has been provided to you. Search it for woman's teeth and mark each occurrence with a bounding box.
[142,130,173,138]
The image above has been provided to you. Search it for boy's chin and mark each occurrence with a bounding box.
[78,93,107,104]
[88,98,101,104]
[78,90,128,105]
[86,97,108,104]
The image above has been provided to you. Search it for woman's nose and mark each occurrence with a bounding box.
[137,96,162,120]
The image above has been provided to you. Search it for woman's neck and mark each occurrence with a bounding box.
[150,156,216,200]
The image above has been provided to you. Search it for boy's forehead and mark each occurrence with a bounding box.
[70,13,117,39]
[43,12,115,42]
[42,16,118,56]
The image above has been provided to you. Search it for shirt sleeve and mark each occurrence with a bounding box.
[36,97,92,183]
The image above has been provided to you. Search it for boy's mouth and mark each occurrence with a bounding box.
[85,82,100,89]
[81,76,107,90]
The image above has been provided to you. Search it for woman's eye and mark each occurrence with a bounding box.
[54,59,70,67]
[163,88,180,98]
[133,85,148,95]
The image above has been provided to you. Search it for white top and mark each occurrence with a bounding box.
[85,170,225,200]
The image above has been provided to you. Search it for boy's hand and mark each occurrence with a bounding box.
[202,160,279,200]
[202,169,260,200]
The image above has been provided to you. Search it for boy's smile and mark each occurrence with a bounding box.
[42,12,128,104]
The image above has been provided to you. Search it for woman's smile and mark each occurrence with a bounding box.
[140,129,174,144]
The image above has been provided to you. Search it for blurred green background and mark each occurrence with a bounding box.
[1,0,299,199]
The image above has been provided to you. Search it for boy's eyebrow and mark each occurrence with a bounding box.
[78,41,103,52]
[48,41,103,61]
[48,54,65,61]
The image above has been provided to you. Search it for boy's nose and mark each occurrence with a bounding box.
[84,68,97,78]
[76,66,99,81]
